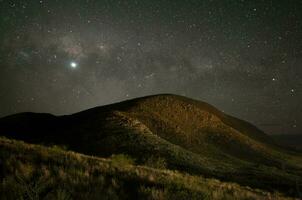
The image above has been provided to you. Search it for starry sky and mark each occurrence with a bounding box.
[0,0,301,135]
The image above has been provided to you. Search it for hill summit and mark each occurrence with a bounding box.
[1,94,302,197]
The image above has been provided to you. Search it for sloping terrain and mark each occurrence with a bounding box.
[0,137,293,200]
[273,134,302,151]
[0,94,302,197]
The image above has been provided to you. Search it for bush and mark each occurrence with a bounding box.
[144,156,167,169]
[139,186,167,200]
[110,154,135,167]
[51,145,68,151]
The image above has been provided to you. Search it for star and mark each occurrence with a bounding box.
[0,0,301,137]
[70,62,78,68]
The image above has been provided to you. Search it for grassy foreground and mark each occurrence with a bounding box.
[0,137,293,200]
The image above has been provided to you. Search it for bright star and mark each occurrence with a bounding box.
[70,62,77,68]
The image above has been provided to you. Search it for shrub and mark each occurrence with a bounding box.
[144,156,167,169]
[51,145,68,152]
[139,186,167,200]
[110,154,135,167]
[12,173,52,200]
[54,188,72,200]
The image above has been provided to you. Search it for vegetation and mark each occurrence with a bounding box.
[0,94,302,198]
[111,154,136,166]
[0,137,292,200]
[144,156,167,170]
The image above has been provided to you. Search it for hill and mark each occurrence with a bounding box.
[0,94,302,197]
[0,137,293,200]
[273,134,302,151]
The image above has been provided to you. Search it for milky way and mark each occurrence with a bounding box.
[0,0,301,135]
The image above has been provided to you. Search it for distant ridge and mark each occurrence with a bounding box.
[273,134,302,151]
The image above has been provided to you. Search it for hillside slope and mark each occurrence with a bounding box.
[0,137,293,200]
[273,134,302,151]
[0,94,302,197]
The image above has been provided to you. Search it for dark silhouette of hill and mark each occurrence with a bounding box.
[273,134,302,151]
[1,94,302,197]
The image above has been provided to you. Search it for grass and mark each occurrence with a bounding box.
[1,94,302,197]
[0,136,293,200]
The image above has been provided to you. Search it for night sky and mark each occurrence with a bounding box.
[0,0,301,135]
